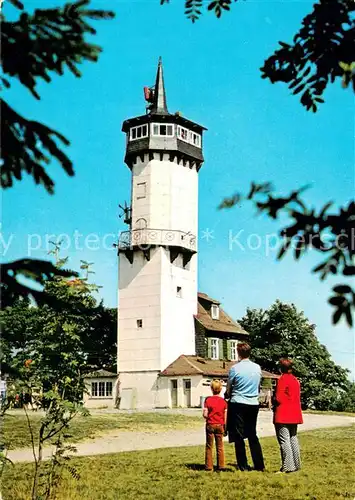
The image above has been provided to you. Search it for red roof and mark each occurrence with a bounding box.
[160,355,279,379]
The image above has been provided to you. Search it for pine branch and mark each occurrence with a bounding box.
[1,99,73,193]
[0,259,77,308]
[8,0,24,9]
[1,0,115,99]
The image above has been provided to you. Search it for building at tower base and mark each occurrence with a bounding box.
[83,291,279,409]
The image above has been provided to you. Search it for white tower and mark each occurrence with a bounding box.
[117,59,206,409]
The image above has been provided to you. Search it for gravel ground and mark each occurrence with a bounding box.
[7,412,354,463]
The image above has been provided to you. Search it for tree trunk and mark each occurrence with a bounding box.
[32,427,44,499]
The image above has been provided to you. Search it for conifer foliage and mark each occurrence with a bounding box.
[1,0,114,192]
[0,0,114,307]
[161,0,355,110]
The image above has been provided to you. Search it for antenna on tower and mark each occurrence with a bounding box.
[118,201,132,226]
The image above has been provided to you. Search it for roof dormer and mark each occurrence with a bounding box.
[211,303,220,320]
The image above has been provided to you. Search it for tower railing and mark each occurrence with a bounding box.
[118,228,196,252]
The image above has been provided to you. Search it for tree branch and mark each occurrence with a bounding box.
[260,0,355,111]
[1,0,115,99]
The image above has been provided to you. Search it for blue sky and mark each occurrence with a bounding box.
[3,0,354,377]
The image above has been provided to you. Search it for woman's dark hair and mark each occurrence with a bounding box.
[279,358,293,373]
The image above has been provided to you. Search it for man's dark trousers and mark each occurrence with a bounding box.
[231,402,265,471]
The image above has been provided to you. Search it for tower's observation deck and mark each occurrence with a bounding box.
[122,116,205,170]
[118,228,196,252]
[121,57,206,171]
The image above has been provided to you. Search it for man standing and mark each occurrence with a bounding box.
[225,342,265,471]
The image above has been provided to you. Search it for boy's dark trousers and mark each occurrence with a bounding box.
[205,424,225,470]
[231,403,265,471]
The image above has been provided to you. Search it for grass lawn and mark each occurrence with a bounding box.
[2,426,354,500]
[303,410,355,418]
[2,411,202,449]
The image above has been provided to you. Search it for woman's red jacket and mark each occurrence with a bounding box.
[273,373,303,425]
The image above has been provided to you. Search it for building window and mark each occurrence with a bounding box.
[151,123,174,137]
[210,338,219,360]
[211,304,220,320]
[177,126,201,148]
[91,381,113,398]
[137,319,143,328]
[230,341,238,361]
[136,182,146,200]
[130,124,148,141]
[177,126,189,141]
[105,382,113,397]
[176,286,182,298]
[190,131,201,147]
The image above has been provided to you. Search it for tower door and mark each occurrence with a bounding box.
[170,380,178,407]
[183,379,191,407]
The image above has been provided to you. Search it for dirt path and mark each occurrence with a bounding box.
[8,412,354,463]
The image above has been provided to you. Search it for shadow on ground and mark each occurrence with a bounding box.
[185,463,235,472]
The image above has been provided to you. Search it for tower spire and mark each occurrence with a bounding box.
[150,57,168,115]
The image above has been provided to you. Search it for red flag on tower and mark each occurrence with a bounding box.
[144,86,154,103]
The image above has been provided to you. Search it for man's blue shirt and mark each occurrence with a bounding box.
[227,359,261,405]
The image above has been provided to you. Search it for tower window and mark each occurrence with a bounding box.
[176,286,182,298]
[177,126,201,148]
[130,125,148,141]
[178,126,188,141]
[136,182,146,199]
[137,319,143,328]
[151,123,174,137]
[191,132,201,147]
[211,304,220,320]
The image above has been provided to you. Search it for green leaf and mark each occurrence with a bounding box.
[292,83,306,95]
[333,285,352,294]
[344,305,353,327]
[339,62,349,71]
[343,266,355,276]
[328,295,346,306]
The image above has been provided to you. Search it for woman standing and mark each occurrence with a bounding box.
[273,358,303,473]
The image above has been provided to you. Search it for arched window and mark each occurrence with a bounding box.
[136,218,147,229]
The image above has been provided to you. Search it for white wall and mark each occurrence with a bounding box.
[118,248,162,372]
[118,247,197,373]
[155,375,170,407]
[118,154,199,409]
[131,155,198,236]
[160,249,197,371]
[119,371,160,409]
[157,375,203,408]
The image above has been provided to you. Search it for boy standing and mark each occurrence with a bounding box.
[203,379,227,471]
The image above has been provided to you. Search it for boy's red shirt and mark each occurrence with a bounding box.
[204,395,227,425]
